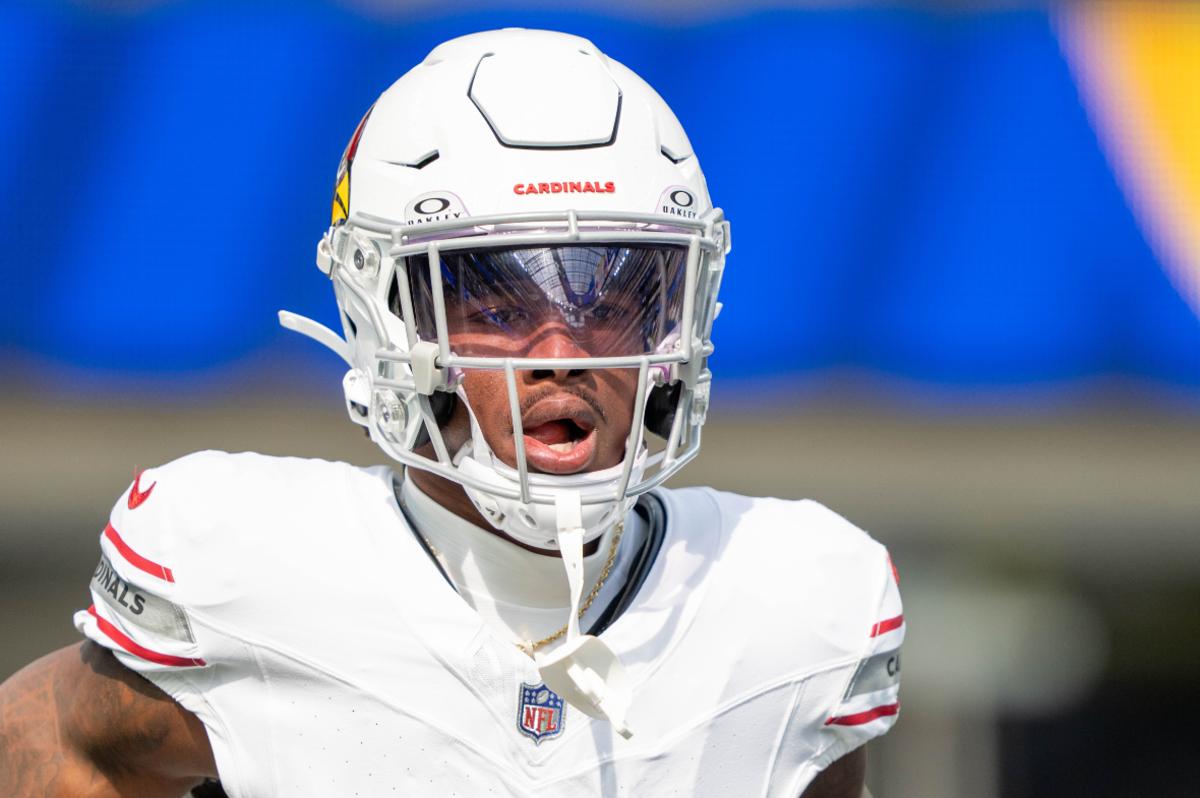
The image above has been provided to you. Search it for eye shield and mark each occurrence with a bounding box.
[403,245,687,359]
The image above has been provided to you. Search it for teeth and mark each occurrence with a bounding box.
[547,441,576,453]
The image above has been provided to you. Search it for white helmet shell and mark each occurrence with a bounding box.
[349,29,710,231]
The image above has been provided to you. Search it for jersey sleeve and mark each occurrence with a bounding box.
[764,534,905,796]
[822,551,903,736]
[73,458,210,673]
[809,549,904,771]
[70,450,375,797]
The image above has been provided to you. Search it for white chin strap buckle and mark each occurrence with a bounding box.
[533,492,634,739]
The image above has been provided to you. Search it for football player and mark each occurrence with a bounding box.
[0,29,902,797]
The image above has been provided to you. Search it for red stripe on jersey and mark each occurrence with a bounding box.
[86,606,205,667]
[104,522,175,583]
[887,553,900,585]
[825,702,900,727]
[870,614,904,637]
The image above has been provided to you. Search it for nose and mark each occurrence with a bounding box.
[523,324,589,383]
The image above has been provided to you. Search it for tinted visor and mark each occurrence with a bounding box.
[405,245,687,358]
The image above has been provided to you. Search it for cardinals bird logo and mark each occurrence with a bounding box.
[331,105,373,225]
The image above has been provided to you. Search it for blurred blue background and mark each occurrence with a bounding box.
[2,4,1198,798]
[2,0,1197,393]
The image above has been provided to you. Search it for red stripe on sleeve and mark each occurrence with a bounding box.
[870,614,904,637]
[103,522,175,583]
[887,553,900,585]
[825,702,900,727]
[86,606,204,667]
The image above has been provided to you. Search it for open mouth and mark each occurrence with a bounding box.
[525,418,592,451]
[521,413,598,474]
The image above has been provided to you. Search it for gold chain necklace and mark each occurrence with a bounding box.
[414,519,626,655]
[520,521,624,654]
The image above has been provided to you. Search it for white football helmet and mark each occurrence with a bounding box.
[281,28,729,550]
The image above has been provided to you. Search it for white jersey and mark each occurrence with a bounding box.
[75,451,904,797]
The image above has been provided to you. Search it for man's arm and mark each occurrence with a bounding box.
[800,745,868,798]
[0,641,216,797]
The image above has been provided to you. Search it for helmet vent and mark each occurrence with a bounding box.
[660,145,689,165]
[385,149,440,170]
[413,150,439,169]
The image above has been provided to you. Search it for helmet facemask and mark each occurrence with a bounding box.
[401,241,688,549]
[329,212,726,551]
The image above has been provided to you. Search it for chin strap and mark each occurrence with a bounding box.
[556,493,586,642]
[533,491,634,739]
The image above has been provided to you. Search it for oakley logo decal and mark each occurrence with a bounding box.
[670,189,694,207]
[413,196,451,215]
[658,185,699,219]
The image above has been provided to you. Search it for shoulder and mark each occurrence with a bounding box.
[97,449,397,615]
[110,450,392,540]
[113,449,388,517]
[661,488,899,665]
[77,450,399,672]
[661,488,891,595]
[662,491,905,785]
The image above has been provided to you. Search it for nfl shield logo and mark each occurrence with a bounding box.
[517,682,566,744]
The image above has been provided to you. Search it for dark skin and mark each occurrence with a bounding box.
[0,642,216,796]
[0,319,868,797]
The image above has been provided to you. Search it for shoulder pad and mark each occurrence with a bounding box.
[76,451,242,670]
